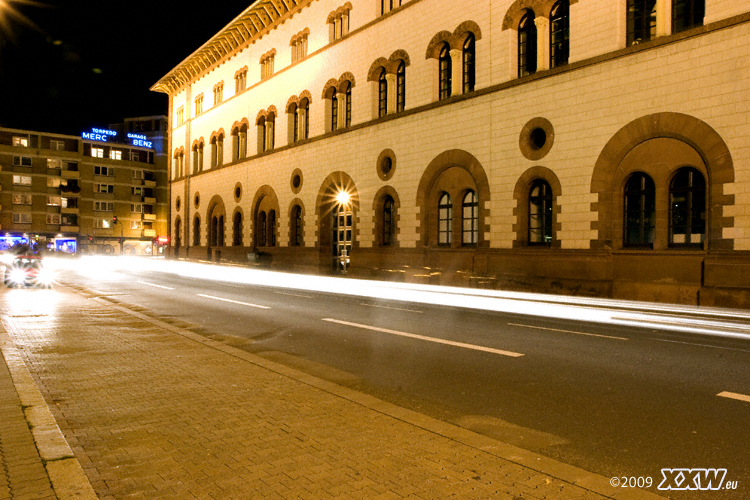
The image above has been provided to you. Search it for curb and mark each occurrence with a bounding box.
[0,325,98,500]
[91,292,666,500]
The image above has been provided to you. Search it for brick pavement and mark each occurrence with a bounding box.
[0,285,664,500]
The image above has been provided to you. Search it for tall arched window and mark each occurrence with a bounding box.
[211,216,219,246]
[462,33,475,93]
[291,103,299,143]
[529,180,553,245]
[518,9,537,77]
[378,69,388,118]
[299,98,310,139]
[462,190,478,245]
[239,124,248,158]
[233,212,243,246]
[174,218,182,248]
[331,91,339,130]
[257,116,267,152]
[672,0,704,34]
[291,205,303,246]
[550,0,569,68]
[670,167,706,247]
[438,43,452,100]
[382,195,395,246]
[624,172,656,247]
[396,62,406,112]
[231,128,240,161]
[192,144,199,173]
[438,192,452,245]
[258,212,267,247]
[344,85,352,127]
[627,0,657,45]
[268,210,276,247]
[193,216,201,246]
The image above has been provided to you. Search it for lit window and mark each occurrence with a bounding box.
[94,201,114,211]
[47,158,61,169]
[131,221,143,230]
[13,175,32,186]
[132,187,143,196]
[46,214,61,225]
[12,136,29,147]
[94,219,111,229]
[91,147,104,158]
[110,150,122,160]
[12,194,33,205]
[12,213,32,224]
[131,204,144,213]
[47,196,61,206]
[47,177,61,188]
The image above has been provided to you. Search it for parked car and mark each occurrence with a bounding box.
[4,255,53,288]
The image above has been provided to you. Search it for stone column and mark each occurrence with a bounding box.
[535,16,550,72]
[450,48,462,96]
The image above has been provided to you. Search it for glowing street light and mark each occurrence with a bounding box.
[336,190,350,207]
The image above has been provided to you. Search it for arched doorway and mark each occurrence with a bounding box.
[315,172,359,271]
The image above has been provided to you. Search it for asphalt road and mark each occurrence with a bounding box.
[55,259,750,499]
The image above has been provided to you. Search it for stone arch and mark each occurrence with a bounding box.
[425,30,453,59]
[453,20,483,44]
[286,94,300,112]
[591,112,735,250]
[338,71,356,88]
[513,166,562,247]
[367,58,390,81]
[388,49,411,67]
[298,89,312,103]
[321,78,339,98]
[502,0,547,30]
[372,185,401,247]
[206,194,227,247]
[416,149,491,247]
[250,185,280,249]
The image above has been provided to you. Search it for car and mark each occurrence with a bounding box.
[4,255,53,288]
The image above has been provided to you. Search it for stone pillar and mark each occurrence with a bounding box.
[535,16,550,72]
[450,48,462,96]
[386,73,397,114]
[337,92,347,128]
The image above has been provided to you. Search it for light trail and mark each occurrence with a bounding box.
[197,293,270,309]
[55,257,750,340]
[136,281,174,290]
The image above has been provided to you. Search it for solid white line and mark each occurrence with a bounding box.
[717,391,750,404]
[358,303,423,314]
[508,323,628,341]
[136,281,174,290]
[322,318,524,357]
[274,291,314,299]
[197,294,270,309]
[654,338,750,353]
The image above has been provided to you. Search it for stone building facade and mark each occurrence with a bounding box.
[153,0,750,308]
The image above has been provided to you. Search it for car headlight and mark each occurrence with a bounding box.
[9,268,26,284]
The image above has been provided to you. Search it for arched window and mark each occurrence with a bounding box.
[550,0,569,68]
[239,124,248,158]
[231,128,240,161]
[672,0,704,34]
[233,212,243,246]
[438,43,452,100]
[670,167,706,247]
[518,9,537,77]
[268,210,276,247]
[192,144,199,173]
[257,116,267,152]
[344,84,352,127]
[627,0,657,45]
[438,192,452,245]
[193,216,201,246]
[624,172,655,247]
[396,62,406,112]
[331,90,339,130]
[291,205,303,246]
[462,33,475,93]
[211,216,219,246]
[290,103,299,143]
[462,190,478,245]
[265,114,275,150]
[258,212,267,247]
[382,195,395,246]
[529,180,553,245]
[299,98,310,139]
[378,68,388,118]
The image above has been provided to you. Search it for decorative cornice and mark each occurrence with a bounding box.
[151,0,309,95]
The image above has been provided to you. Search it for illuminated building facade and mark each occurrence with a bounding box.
[0,117,169,255]
[153,0,750,308]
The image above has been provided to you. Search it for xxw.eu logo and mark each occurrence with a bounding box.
[658,469,734,490]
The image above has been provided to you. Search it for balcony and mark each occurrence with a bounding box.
[142,229,156,237]
[144,179,156,188]
[61,169,80,179]
[143,197,156,204]
[61,207,79,215]
[60,225,79,232]
[142,213,156,221]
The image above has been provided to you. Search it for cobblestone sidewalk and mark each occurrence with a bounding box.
[0,286,662,499]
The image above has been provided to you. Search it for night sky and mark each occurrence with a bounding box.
[0,0,246,135]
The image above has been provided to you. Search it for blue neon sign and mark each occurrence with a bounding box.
[82,128,117,142]
[128,133,153,148]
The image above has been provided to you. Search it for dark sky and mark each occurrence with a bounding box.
[0,0,245,135]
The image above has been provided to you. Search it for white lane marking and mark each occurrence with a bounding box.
[654,338,750,353]
[197,294,270,309]
[508,323,628,341]
[322,318,524,358]
[136,281,174,290]
[358,303,423,314]
[717,391,750,404]
[274,291,314,299]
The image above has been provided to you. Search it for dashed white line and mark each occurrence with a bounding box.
[717,391,750,404]
[197,294,270,309]
[654,338,750,353]
[358,303,423,314]
[274,291,314,299]
[322,318,524,358]
[508,323,628,341]
[136,281,174,290]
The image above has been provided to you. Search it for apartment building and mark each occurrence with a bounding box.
[0,117,169,255]
[152,0,750,308]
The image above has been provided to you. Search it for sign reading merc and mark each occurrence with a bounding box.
[81,128,153,148]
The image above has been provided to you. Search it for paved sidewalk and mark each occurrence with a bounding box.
[0,285,663,500]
